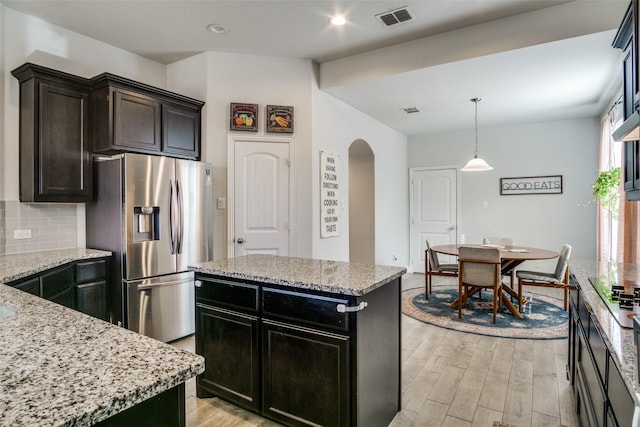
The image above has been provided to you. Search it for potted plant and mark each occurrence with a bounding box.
[593,167,621,216]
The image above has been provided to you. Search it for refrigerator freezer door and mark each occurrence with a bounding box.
[126,272,195,342]
[176,159,214,270]
[124,154,176,279]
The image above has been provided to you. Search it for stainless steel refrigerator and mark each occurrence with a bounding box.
[86,153,213,342]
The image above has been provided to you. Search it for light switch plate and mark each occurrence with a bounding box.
[217,197,226,210]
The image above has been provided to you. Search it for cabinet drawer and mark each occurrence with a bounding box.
[607,355,635,427]
[41,264,75,299]
[76,259,107,283]
[263,288,349,332]
[196,277,258,313]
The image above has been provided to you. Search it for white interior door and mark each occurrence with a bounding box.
[410,168,458,273]
[233,139,291,256]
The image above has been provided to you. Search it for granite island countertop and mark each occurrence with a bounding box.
[570,259,640,401]
[0,248,205,426]
[189,254,407,296]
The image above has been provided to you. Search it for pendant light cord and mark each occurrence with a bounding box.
[472,97,480,157]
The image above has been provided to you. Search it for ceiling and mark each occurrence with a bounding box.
[1,0,630,136]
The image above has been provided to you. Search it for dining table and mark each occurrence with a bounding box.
[430,244,559,318]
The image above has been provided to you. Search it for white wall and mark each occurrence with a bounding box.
[408,117,598,268]
[169,52,314,259]
[312,87,409,267]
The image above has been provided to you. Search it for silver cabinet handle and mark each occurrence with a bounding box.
[448,225,456,230]
[337,302,368,313]
[237,237,245,244]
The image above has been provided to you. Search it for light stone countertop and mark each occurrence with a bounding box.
[189,254,407,296]
[0,248,205,426]
[570,259,639,400]
[0,248,112,283]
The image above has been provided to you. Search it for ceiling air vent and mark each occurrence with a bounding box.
[376,7,414,27]
[402,106,420,114]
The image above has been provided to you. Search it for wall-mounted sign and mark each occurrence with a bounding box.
[230,102,258,132]
[500,175,563,195]
[266,105,294,133]
[320,151,340,238]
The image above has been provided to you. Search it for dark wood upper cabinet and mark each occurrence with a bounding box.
[91,73,203,160]
[613,2,640,200]
[162,103,201,159]
[11,63,92,203]
[11,63,204,203]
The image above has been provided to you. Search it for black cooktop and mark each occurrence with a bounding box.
[588,276,640,329]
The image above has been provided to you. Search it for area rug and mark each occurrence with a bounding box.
[402,286,568,339]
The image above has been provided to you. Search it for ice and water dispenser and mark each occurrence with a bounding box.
[134,206,160,242]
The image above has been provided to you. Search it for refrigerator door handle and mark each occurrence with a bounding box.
[169,179,177,254]
[176,178,184,254]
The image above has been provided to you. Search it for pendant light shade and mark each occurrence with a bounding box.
[461,97,493,172]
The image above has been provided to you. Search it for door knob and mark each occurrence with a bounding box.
[236,237,245,244]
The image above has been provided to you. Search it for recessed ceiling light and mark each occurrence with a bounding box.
[329,16,346,26]
[206,23,228,34]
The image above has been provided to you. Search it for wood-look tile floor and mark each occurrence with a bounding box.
[172,273,578,427]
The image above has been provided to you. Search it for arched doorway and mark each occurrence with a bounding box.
[349,139,375,264]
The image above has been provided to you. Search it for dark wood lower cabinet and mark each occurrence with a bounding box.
[14,276,40,296]
[196,304,260,411]
[195,273,401,427]
[7,257,110,321]
[76,281,108,321]
[95,383,185,427]
[568,280,635,427]
[262,320,349,426]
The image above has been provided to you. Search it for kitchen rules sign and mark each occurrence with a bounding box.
[320,151,340,238]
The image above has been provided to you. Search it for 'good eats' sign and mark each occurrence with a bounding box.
[500,175,563,195]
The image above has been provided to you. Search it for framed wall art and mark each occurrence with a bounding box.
[500,175,563,195]
[230,102,258,132]
[266,105,294,133]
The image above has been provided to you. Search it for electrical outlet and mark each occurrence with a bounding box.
[14,229,32,239]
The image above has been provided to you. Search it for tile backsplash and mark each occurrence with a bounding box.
[0,201,78,255]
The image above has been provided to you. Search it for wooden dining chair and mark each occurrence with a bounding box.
[483,236,516,290]
[425,240,458,299]
[458,246,502,323]
[516,244,572,312]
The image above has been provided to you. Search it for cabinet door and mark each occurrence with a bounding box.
[568,306,577,385]
[195,304,260,411]
[262,320,349,427]
[76,281,109,321]
[12,277,41,296]
[577,323,606,427]
[33,82,91,202]
[162,104,200,159]
[624,141,640,200]
[607,355,635,427]
[113,90,161,152]
[41,263,75,307]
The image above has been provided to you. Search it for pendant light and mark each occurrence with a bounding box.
[461,97,493,172]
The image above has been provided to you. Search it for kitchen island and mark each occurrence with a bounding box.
[189,254,406,427]
[0,248,204,426]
